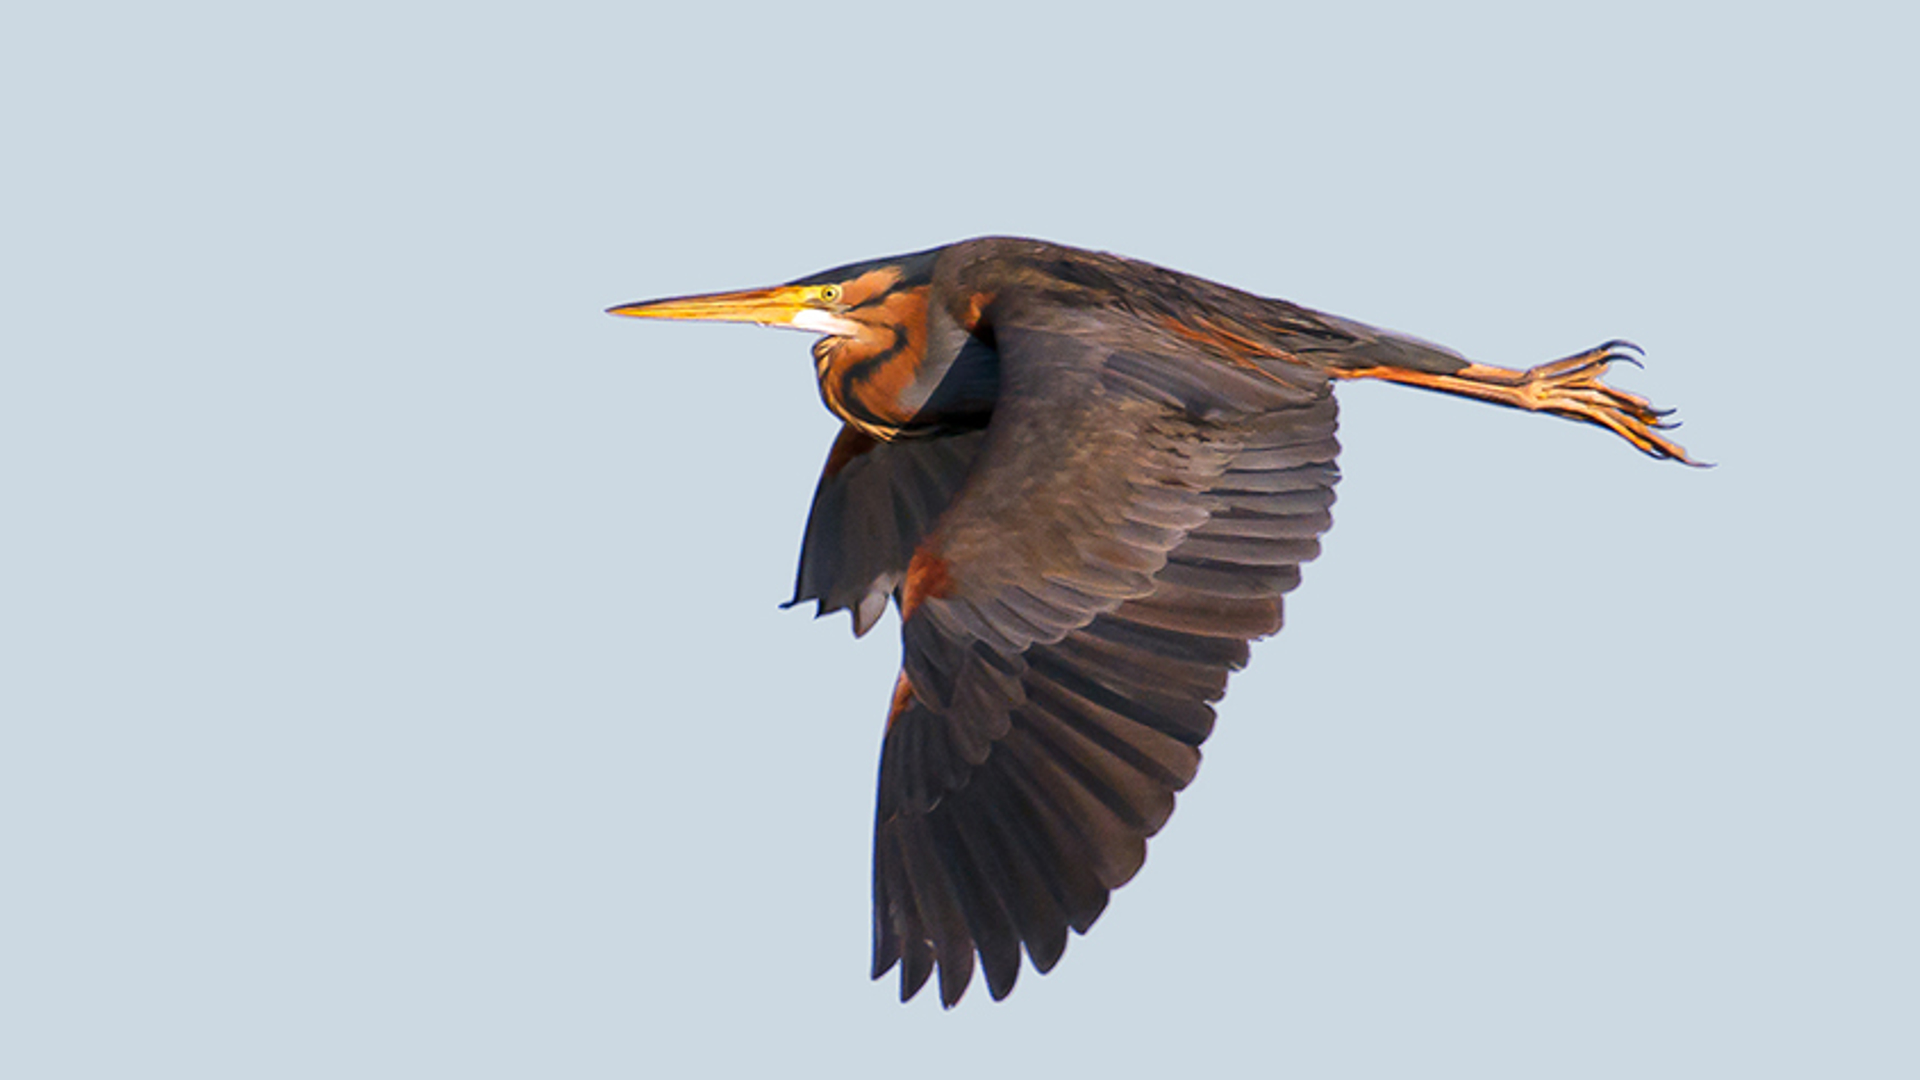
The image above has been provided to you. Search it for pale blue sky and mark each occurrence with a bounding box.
[4,3,1915,1077]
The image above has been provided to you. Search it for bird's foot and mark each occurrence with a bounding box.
[1499,341,1702,464]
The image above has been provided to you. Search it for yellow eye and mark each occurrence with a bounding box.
[819,284,842,304]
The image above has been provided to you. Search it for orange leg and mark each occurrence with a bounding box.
[1332,341,1704,465]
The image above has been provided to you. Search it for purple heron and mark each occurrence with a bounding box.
[609,236,1698,1007]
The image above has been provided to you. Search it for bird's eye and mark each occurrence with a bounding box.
[819,285,842,304]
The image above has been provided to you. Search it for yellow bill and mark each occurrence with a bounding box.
[607,284,860,336]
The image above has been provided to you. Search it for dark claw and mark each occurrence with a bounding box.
[1604,350,1645,370]
[1600,338,1644,356]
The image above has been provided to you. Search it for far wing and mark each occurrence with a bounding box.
[871,300,1341,1005]
[787,425,988,636]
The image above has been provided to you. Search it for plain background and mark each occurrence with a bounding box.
[4,2,1914,1077]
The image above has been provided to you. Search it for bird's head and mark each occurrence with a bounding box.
[609,248,967,438]
[606,247,942,342]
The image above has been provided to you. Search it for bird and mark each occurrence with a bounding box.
[608,236,1698,1008]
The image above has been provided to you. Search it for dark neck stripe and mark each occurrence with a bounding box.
[839,323,910,389]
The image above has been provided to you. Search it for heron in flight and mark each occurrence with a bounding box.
[609,236,1697,1007]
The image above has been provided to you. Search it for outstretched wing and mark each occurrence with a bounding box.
[871,296,1342,1005]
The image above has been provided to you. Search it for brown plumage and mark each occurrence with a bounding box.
[609,236,1699,1007]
